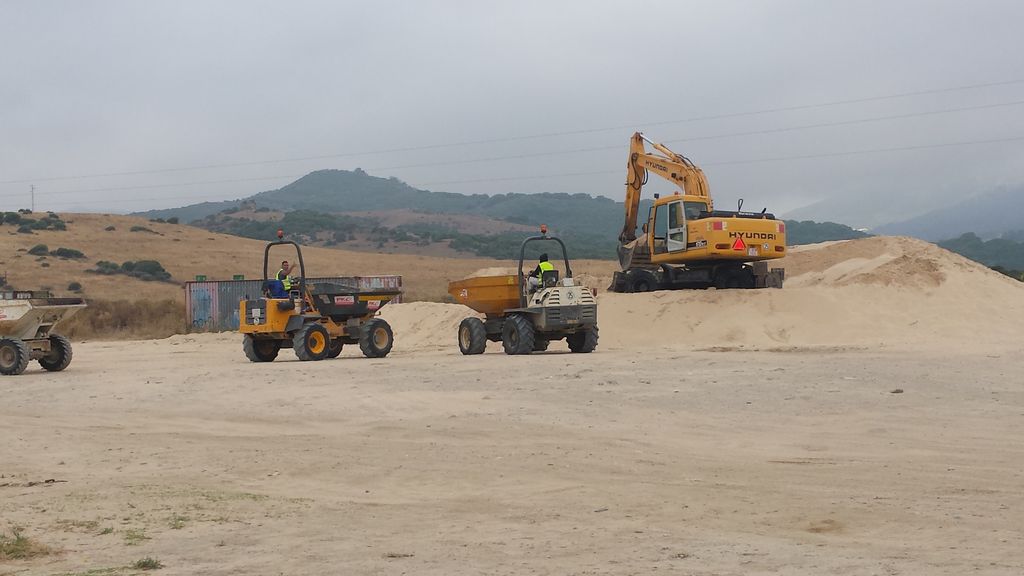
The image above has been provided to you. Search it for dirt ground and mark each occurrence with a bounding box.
[2,332,1022,575]
[4,236,1024,574]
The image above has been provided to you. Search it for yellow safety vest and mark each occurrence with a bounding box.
[537,261,554,285]
[277,269,292,291]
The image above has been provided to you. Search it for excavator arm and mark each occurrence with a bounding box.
[619,132,711,243]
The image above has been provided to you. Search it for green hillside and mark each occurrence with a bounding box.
[138,168,874,259]
[938,233,1024,275]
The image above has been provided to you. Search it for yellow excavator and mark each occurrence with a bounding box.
[611,132,786,292]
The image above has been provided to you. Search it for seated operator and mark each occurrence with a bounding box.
[277,260,298,292]
[527,253,555,291]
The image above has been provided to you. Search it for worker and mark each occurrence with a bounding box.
[527,253,555,291]
[277,260,297,291]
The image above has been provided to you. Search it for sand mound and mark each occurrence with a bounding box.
[599,237,1024,352]
[780,236,972,288]
[378,301,477,351]
[387,237,1024,354]
[465,267,518,278]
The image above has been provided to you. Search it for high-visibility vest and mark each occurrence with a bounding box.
[537,261,554,284]
[277,269,292,291]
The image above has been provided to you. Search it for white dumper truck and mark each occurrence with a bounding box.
[0,290,86,376]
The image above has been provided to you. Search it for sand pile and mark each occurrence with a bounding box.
[600,236,1024,352]
[378,301,477,352]
[465,267,518,278]
[384,237,1024,354]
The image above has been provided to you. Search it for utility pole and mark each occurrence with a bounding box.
[30,185,35,212]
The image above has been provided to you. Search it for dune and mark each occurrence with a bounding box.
[378,236,1024,354]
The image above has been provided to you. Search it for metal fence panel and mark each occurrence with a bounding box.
[185,276,402,332]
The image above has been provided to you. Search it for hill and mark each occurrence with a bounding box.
[874,185,1024,240]
[136,169,865,258]
[0,211,617,312]
[937,232,1024,276]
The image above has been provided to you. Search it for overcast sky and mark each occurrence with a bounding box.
[2,0,1022,227]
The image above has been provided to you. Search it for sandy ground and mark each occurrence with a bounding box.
[3,236,1024,574]
[1,334,1022,576]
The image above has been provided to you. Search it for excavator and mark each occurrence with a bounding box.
[611,132,786,292]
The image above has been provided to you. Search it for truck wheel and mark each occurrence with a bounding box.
[458,317,487,355]
[567,326,599,353]
[38,334,73,372]
[360,318,394,358]
[244,335,281,362]
[533,338,550,352]
[0,338,31,375]
[714,267,753,289]
[501,314,535,355]
[293,324,330,361]
[628,269,659,293]
[327,339,344,359]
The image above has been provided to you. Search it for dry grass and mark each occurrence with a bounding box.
[0,526,54,560]
[60,299,185,340]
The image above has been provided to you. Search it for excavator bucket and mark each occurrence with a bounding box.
[617,243,635,271]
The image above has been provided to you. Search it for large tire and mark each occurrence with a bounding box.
[326,339,344,359]
[458,317,487,355]
[243,335,281,362]
[567,326,599,353]
[38,334,73,372]
[0,338,31,376]
[359,318,394,358]
[293,324,330,361]
[628,269,659,293]
[714,267,755,289]
[501,314,535,355]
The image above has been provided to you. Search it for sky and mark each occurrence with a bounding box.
[1,0,1022,228]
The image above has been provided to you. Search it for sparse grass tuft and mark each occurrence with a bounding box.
[99,526,114,535]
[55,519,100,532]
[0,526,54,560]
[54,568,121,576]
[168,514,188,529]
[123,528,150,546]
[132,557,163,570]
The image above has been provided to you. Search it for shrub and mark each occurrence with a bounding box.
[52,247,86,259]
[68,281,82,292]
[92,260,121,274]
[28,244,49,256]
[17,225,33,234]
[2,212,21,225]
[104,225,116,231]
[133,556,163,570]
[130,260,172,281]
[166,216,179,224]
[130,226,158,234]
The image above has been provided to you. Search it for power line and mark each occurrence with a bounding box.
[2,77,1022,185]
[416,134,1024,186]
[8,132,1022,204]
[365,98,1024,172]
[0,174,298,199]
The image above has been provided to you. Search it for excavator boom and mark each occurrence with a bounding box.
[620,132,710,244]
